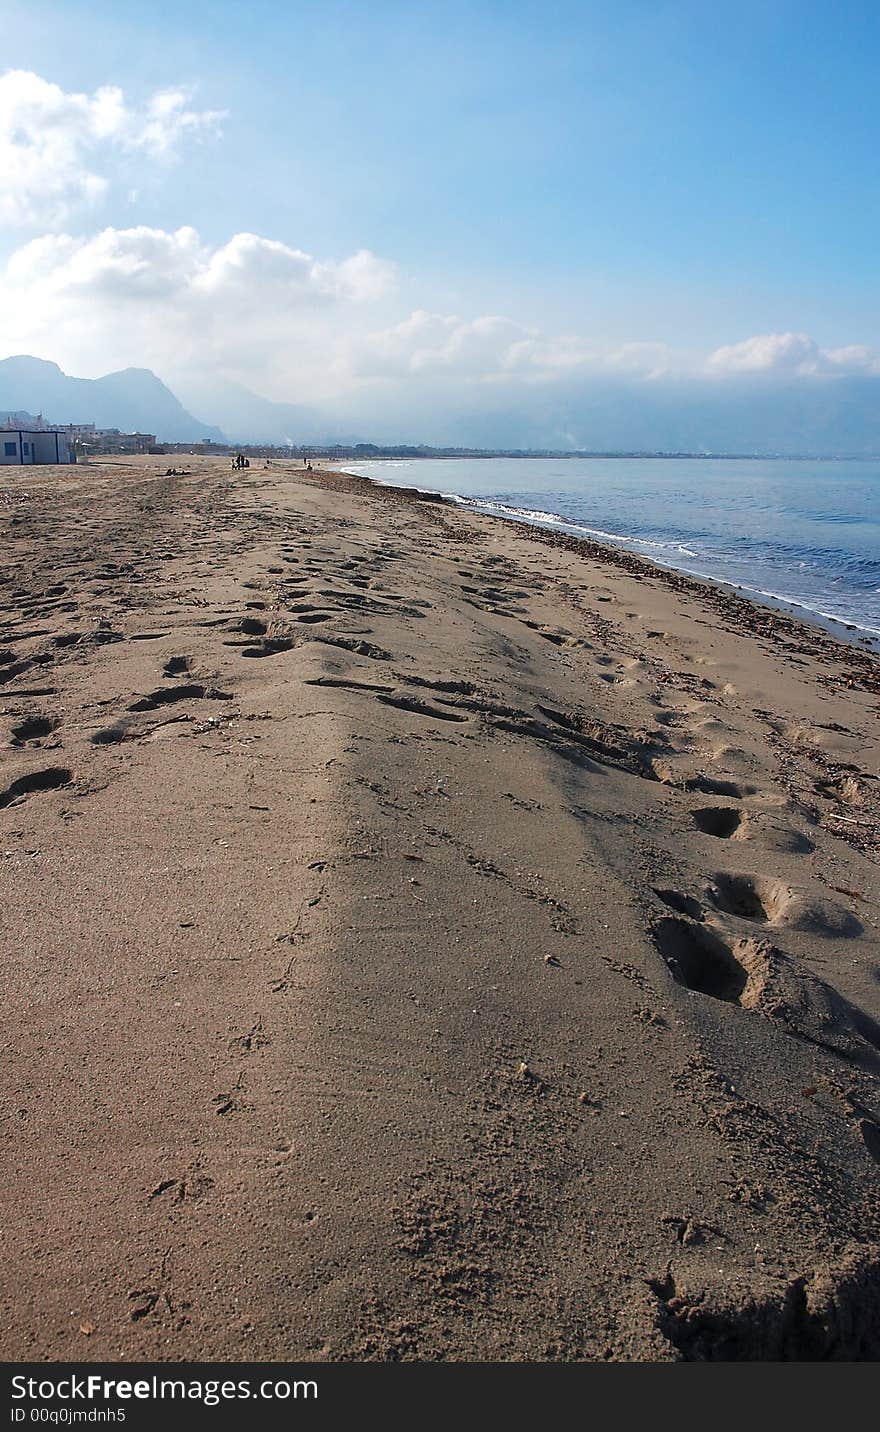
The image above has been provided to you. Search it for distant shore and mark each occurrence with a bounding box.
[158,442,880,462]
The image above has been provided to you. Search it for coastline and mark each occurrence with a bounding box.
[339,460,880,656]
[2,455,879,1360]
[335,463,880,685]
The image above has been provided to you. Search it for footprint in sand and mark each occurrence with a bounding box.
[0,766,72,809]
[734,811,814,854]
[240,637,296,657]
[129,682,232,712]
[597,671,639,687]
[652,916,880,1060]
[10,715,60,744]
[522,621,581,649]
[653,888,705,919]
[653,917,749,1002]
[683,773,753,798]
[691,806,747,839]
[690,715,730,736]
[705,872,862,937]
[162,655,193,676]
[650,758,744,796]
[91,719,138,745]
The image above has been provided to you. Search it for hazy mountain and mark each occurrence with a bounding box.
[556,375,880,455]
[0,356,224,443]
[5,355,880,454]
[353,375,880,455]
[170,375,361,446]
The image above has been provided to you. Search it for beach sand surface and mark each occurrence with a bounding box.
[1,456,879,1361]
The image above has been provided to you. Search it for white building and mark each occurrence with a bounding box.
[0,428,73,465]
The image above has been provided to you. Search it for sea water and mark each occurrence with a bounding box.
[343,457,880,649]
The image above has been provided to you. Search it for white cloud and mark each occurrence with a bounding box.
[135,88,225,158]
[2,216,878,412]
[193,233,393,305]
[0,70,224,227]
[351,310,603,381]
[0,225,395,399]
[334,249,397,303]
[823,344,880,375]
[706,331,880,377]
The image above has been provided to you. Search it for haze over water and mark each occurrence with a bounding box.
[347,457,880,647]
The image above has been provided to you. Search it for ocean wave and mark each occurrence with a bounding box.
[459,496,701,557]
[467,502,880,640]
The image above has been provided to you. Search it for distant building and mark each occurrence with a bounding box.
[62,422,98,444]
[0,412,158,461]
[91,429,157,454]
[0,427,73,465]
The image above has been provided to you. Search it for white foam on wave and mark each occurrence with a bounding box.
[462,496,701,557]
[634,558,880,641]
[475,501,880,640]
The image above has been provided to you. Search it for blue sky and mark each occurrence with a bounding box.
[2,0,879,430]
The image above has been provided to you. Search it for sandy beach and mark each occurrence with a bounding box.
[1,454,879,1362]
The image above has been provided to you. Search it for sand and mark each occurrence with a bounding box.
[1,454,879,1362]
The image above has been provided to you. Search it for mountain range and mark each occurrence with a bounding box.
[169,375,360,447]
[345,374,880,456]
[0,356,223,443]
[3,353,880,455]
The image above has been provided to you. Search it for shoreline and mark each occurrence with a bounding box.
[334,464,880,691]
[2,455,879,1361]
[335,461,880,660]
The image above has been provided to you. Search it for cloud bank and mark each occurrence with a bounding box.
[2,217,879,410]
[706,331,880,378]
[0,225,395,396]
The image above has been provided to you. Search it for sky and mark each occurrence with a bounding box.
[1,0,879,436]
